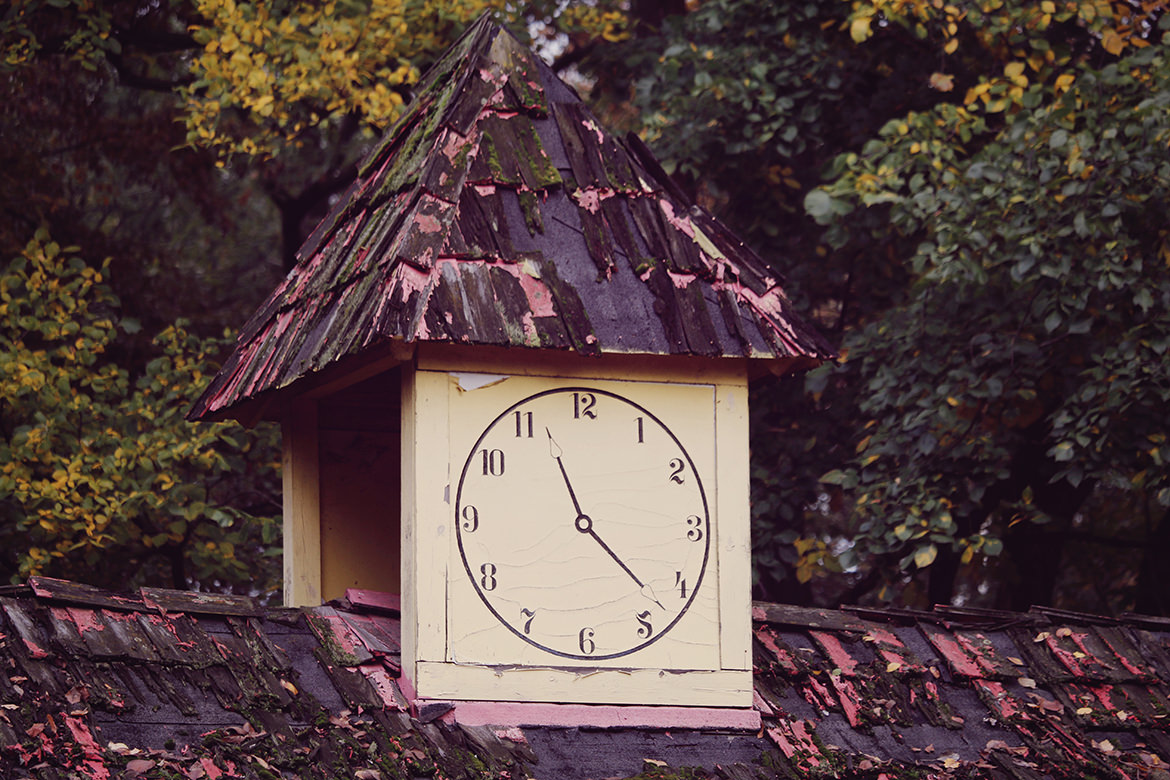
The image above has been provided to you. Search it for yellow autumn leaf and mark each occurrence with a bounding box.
[1101,28,1124,55]
[1004,61,1025,79]
[851,15,873,43]
[914,544,938,568]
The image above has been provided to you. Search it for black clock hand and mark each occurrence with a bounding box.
[546,428,665,609]
[546,428,585,517]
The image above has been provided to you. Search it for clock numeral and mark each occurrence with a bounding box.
[480,563,497,591]
[578,627,596,655]
[675,571,688,599]
[636,610,653,639]
[480,448,505,476]
[514,410,533,438]
[520,608,536,634]
[668,458,685,484]
[635,416,644,444]
[461,505,479,533]
[686,514,703,542]
[573,392,597,420]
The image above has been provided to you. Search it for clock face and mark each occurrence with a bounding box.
[454,387,710,660]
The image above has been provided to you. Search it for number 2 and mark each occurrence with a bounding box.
[668,458,685,484]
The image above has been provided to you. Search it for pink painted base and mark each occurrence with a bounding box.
[418,699,762,730]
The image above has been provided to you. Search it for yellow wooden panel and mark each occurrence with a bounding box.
[715,382,752,671]
[399,367,419,681]
[415,661,752,708]
[403,368,452,669]
[282,401,321,607]
[417,343,747,385]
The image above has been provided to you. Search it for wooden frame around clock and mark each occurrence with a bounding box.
[400,345,753,709]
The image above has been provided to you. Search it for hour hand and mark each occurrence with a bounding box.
[546,428,583,515]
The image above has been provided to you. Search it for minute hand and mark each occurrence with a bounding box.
[546,428,664,609]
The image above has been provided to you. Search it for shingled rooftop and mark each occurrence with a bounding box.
[3,576,1170,779]
[188,14,834,424]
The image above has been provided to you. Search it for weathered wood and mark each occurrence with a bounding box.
[283,401,322,608]
[140,588,259,617]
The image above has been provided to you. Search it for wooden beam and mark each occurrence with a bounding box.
[283,400,322,607]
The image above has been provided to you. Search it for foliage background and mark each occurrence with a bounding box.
[2,0,1167,613]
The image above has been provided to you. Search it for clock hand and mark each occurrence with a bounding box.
[547,427,666,609]
[574,514,666,609]
[546,428,584,517]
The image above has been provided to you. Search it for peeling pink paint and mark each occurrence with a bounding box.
[474,184,496,197]
[924,631,983,677]
[516,272,555,318]
[312,613,365,659]
[755,627,800,675]
[346,589,400,612]
[442,128,468,161]
[64,715,110,780]
[810,631,859,676]
[361,664,407,711]
[974,679,1022,720]
[67,607,104,635]
[955,632,1006,676]
[658,199,695,238]
[520,311,538,341]
[802,675,836,713]
[827,672,863,727]
[571,187,614,214]
[494,726,527,744]
[1045,634,1086,676]
[1097,633,1150,677]
[1091,684,1117,711]
[582,118,604,144]
[416,214,442,234]
[766,726,798,758]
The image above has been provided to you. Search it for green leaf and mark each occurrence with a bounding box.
[913,544,938,568]
[804,189,836,222]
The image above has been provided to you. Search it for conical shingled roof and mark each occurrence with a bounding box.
[189,14,834,422]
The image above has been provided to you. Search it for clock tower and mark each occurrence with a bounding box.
[189,15,833,724]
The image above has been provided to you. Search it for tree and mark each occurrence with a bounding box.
[588,0,1170,613]
[0,230,281,593]
[810,1,1170,611]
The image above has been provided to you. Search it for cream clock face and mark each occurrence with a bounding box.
[455,387,710,660]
